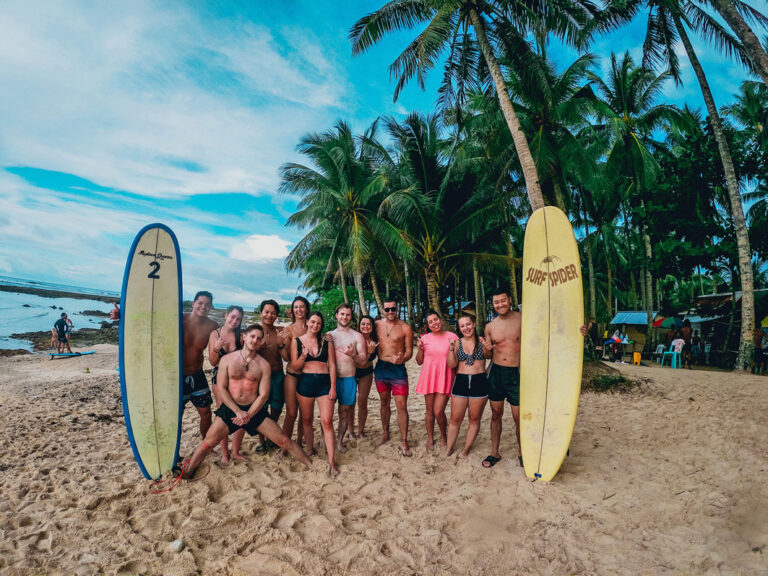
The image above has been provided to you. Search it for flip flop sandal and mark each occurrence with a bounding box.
[482,455,501,468]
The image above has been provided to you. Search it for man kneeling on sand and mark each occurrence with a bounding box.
[183,324,311,477]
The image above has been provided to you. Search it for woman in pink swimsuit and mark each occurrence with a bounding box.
[416,310,458,451]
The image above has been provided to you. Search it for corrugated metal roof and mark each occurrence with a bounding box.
[683,315,720,323]
[610,311,659,325]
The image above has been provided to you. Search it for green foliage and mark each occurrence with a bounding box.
[584,374,635,393]
[315,287,374,330]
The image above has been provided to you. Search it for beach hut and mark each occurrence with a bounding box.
[607,311,660,357]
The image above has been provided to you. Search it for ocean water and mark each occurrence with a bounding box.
[0,277,119,350]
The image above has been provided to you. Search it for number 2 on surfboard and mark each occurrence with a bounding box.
[147,261,160,279]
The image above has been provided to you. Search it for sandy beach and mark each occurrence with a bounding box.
[1,347,766,575]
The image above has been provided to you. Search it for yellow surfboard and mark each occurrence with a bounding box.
[520,206,584,482]
[119,224,182,480]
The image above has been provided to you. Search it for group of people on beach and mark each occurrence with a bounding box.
[178,289,585,478]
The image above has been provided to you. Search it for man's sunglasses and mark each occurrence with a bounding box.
[383,306,397,312]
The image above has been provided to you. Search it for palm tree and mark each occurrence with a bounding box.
[613,0,757,369]
[350,0,598,211]
[588,52,686,335]
[723,80,768,151]
[279,120,398,316]
[376,112,504,314]
[704,0,768,87]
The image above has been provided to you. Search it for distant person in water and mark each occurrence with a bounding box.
[109,302,120,321]
[183,324,311,479]
[182,291,218,440]
[53,313,72,353]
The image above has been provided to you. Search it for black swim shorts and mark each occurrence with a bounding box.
[451,373,489,399]
[356,365,374,379]
[488,364,520,406]
[215,403,270,436]
[183,370,213,408]
[297,373,331,398]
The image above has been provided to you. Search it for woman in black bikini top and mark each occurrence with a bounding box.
[445,313,490,460]
[295,337,329,362]
[291,311,340,477]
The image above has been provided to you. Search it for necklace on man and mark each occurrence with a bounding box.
[240,350,252,371]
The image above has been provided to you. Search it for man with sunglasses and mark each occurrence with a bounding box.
[375,299,414,456]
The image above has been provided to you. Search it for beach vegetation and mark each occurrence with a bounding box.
[272,1,768,370]
[584,373,635,393]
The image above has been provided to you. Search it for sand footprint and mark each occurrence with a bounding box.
[272,508,303,530]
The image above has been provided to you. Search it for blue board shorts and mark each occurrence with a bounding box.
[374,360,409,396]
[336,376,357,406]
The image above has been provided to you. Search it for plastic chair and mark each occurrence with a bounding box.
[632,352,641,365]
[661,350,681,368]
[653,344,666,364]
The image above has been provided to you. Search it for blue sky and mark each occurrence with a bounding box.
[1,0,764,306]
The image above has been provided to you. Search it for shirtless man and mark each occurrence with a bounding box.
[256,299,291,450]
[374,299,414,456]
[680,319,693,369]
[329,303,368,451]
[483,290,586,468]
[183,324,310,477]
[182,291,218,439]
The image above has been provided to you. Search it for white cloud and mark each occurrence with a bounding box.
[229,235,292,262]
[0,1,351,199]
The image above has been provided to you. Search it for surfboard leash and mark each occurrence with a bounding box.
[148,459,209,493]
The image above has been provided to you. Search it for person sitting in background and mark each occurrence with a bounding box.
[109,302,120,321]
[670,333,685,354]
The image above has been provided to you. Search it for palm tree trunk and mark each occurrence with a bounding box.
[369,267,385,316]
[630,270,637,310]
[454,273,460,320]
[338,258,349,304]
[642,225,654,334]
[354,267,368,316]
[404,258,413,325]
[606,247,613,318]
[676,16,755,371]
[473,257,485,332]
[415,276,423,322]
[583,208,596,322]
[698,265,705,296]
[426,266,441,315]
[640,265,647,316]
[709,0,768,87]
[507,237,519,307]
[469,7,544,211]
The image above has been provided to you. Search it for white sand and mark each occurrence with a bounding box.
[1,345,766,575]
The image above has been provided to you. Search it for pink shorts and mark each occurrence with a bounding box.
[375,379,409,396]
